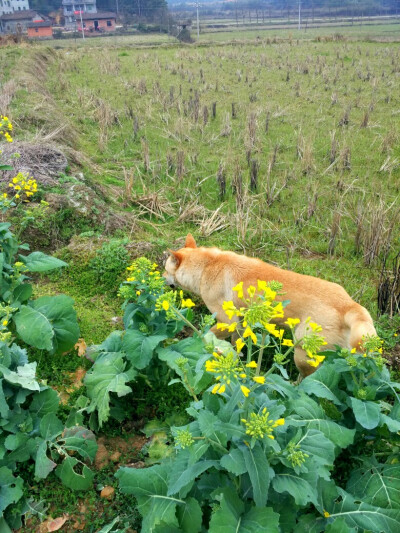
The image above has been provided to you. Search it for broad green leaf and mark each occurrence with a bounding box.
[85,352,136,426]
[289,395,355,448]
[176,496,202,533]
[35,440,57,479]
[221,448,247,475]
[240,443,271,507]
[295,429,335,479]
[29,388,59,418]
[350,397,381,429]
[0,362,40,391]
[61,426,98,461]
[55,456,94,490]
[324,517,357,532]
[299,365,341,405]
[20,251,68,272]
[209,487,279,533]
[12,283,32,304]
[14,295,79,354]
[0,517,13,533]
[117,463,181,533]
[123,330,167,369]
[272,471,318,506]
[197,410,228,449]
[0,380,9,418]
[39,413,63,440]
[265,374,298,398]
[168,456,218,497]
[380,413,400,433]
[346,459,400,509]
[0,466,24,514]
[323,487,400,533]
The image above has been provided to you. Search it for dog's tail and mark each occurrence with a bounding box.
[344,305,377,351]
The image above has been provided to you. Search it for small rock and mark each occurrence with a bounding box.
[100,486,115,500]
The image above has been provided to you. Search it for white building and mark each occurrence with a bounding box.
[62,0,97,29]
[0,0,30,17]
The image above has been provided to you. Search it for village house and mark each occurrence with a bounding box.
[0,9,49,34]
[62,0,97,29]
[27,19,53,39]
[78,11,116,33]
[0,0,30,17]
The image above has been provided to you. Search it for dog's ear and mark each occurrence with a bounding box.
[185,234,197,248]
[168,250,183,267]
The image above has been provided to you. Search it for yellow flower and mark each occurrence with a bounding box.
[217,322,229,331]
[241,385,250,397]
[253,376,265,384]
[236,338,245,353]
[2,193,7,198]
[273,418,285,427]
[232,281,244,299]
[181,298,195,308]
[243,326,257,344]
[246,361,257,368]
[2,320,8,326]
[15,194,20,199]
[162,300,170,311]
[247,285,256,298]
[136,290,141,296]
[351,347,357,353]
[323,511,330,518]
[285,317,300,328]
[212,383,226,394]
[239,373,247,378]
[264,323,278,336]
[222,300,239,320]
[282,339,294,347]
[126,277,135,282]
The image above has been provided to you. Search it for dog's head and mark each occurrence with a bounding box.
[163,234,198,290]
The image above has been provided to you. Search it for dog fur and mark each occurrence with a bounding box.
[163,234,376,377]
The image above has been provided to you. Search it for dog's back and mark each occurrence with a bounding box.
[164,235,376,376]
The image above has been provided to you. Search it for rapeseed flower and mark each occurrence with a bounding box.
[241,408,285,440]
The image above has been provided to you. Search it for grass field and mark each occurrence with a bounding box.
[1,21,400,531]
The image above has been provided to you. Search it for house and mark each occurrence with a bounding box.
[0,0,30,17]
[78,12,116,33]
[27,20,53,39]
[0,9,47,33]
[62,0,97,29]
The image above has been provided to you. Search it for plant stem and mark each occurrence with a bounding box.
[172,306,206,345]
[256,331,267,376]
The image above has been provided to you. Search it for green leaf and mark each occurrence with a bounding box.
[29,388,59,418]
[55,456,94,491]
[14,295,79,354]
[299,365,341,405]
[20,252,68,272]
[0,362,40,391]
[209,488,279,533]
[177,496,202,533]
[40,413,64,440]
[380,413,400,433]
[61,426,98,462]
[123,330,167,369]
[117,463,181,533]
[240,443,271,507]
[295,429,335,479]
[272,471,318,506]
[0,379,9,418]
[12,283,32,304]
[346,459,400,509]
[0,517,13,533]
[289,395,355,448]
[35,440,57,479]
[324,517,357,533]
[221,448,247,476]
[0,466,24,514]
[168,455,218,497]
[323,487,400,533]
[349,397,381,429]
[85,352,136,426]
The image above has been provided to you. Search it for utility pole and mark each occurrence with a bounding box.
[196,2,200,39]
[298,0,301,30]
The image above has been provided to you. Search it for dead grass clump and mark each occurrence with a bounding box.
[177,201,229,237]
[361,200,398,266]
[0,79,17,115]
[378,249,400,317]
[132,192,175,220]
[0,142,67,186]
